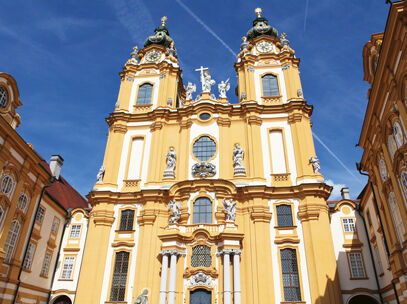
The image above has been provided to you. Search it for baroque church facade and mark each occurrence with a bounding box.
[46,8,389,304]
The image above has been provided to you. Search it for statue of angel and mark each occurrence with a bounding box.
[223,198,236,222]
[233,144,244,168]
[309,156,321,173]
[218,78,230,98]
[168,200,181,224]
[96,165,105,183]
[185,82,196,101]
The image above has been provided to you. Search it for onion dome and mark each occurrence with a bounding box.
[144,16,174,48]
[246,8,278,40]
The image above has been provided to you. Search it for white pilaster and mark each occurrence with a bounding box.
[223,250,231,304]
[159,251,169,304]
[168,251,179,304]
[232,250,242,304]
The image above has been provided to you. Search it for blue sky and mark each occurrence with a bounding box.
[0,0,389,199]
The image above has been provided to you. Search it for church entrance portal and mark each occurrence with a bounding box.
[348,295,379,304]
[190,289,211,304]
[52,295,72,304]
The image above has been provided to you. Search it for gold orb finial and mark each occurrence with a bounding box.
[281,33,287,39]
[161,16,167,26]
[255,8,262,17]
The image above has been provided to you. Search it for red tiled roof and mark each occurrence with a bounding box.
[40,160,88,210]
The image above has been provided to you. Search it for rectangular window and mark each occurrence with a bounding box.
[342,218,356,233]
[41,252,52,277]
[366,210,373,227]
[276,205,293,227]
[23,243,36,270]
[110,251,130,301]
[348,252,366,278]
[35,206,45,224]
[70,225,81,238]
[127,138,144,180]
[374,246,383,274]
[119,210,135,231]
[269,130,287,174]
[51,218,60,234]
[280,248,301,301]
[61,256,75,279]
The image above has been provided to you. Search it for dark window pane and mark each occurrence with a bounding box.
[137,84,153,105]
[276,205,293,227]
[280,248,301,301]
[262,74,279,96]
[193,197,212,224]
[191,245,211,267]
[110,252,130,301]
[119,210,135,231]
[192,136,216,162]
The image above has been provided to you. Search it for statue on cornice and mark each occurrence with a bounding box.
[223,198,236,222]
[185,82,196,101]
[195,66,215,93]
[168,200,181,224]
[218,78,230,98]
[134,289,149,304]
[96,165,105,183]
[163,147,176,178]
[233,144,246,176]
[309,156,321,174]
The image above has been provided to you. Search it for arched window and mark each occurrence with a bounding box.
[389,192,405,245]
[1,175,14,195]
[190,289,211,304]
[192,136,216,162]
[276,205,293,227]
[191,245,211,267]
[401,171,407,198]
[17,194,29,212]
[119,210,134,231]
[379,159,387,181]
[262,74,279,97]
[4,220,20,262]
[136,83,153,105]
[280,248,301,301]
[393,121,404,148]
[388,135,397,159]
[193,197,212,224]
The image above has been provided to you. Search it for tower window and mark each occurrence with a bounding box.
[110,251,130,301]
[276,205,293,227]
[192,136,216,162]
[1,175,14,194]
[191,245,211,267]
[23,243,36,270]
[4,220,20,263]
[0,86,8,108]
[280,248,301,301]
[136,83,153,105]
[35,206,45,224]
[389,192,405,245]
[393,121,404,148]
[70,225,81,238]
[347,252,366,278]
[262,74,279,97]
[193,197,212,224]
[119,210,135,231]
[18,194,29,212]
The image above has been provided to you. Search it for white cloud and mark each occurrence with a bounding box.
[325,179,346,200]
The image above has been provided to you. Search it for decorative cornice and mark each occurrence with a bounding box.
[247,116,262,126]
[217,249,241,256]
[91,210,115,226]
[216,117,231,127]
[288,113,302,124]
[110,124,127,134]
[160,249,185,256]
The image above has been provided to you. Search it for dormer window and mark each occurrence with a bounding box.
[262,74,279,96]
[136,83,153,105]
[0,86,8,108]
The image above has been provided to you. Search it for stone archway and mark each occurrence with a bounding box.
[52,295,72,304]
[348,294,379,304]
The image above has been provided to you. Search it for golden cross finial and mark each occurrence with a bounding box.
[255,8,262,17]
[161,16,167,26]
[281,33,287,39]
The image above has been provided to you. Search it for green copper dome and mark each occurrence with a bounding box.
[144,16,174,48]
[246,8,278,40]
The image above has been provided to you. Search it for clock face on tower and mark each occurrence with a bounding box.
[256,41,274,53]
[145,50,162,63]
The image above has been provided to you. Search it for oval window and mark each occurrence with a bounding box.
[0,86,8,108]
[192,136,216,162]
[199,113,211,120]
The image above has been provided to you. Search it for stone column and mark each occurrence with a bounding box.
[159,251,170,304]
[232,250,242,304]
[168,250,179,304]
[223,250,231,304]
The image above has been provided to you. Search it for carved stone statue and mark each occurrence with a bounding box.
[96,165,105,183]
[223,198,237,222]
[185,82,196,101]
[309,156,321,174]
[218,78,230,98]
[240,36,250,51]
[168,200,181,224]
[195,66,215,93]
[163,147,176,178]
[134,289,148,304]
[233,144,246,176]
[129,46,139,65]
[167,41,177,57]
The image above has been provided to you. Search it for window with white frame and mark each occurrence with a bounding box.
[4,220,20,262]
[393,121,404,148]
[280,248,301,301]
[348,252,366,278]
[136,83,153,105]
[110,251,130,301]
[17,194,29,212]
[40,252,52,277]
[23,243,36,270]
[342,218,356,233]
[262,74,279,96]
[1,175,14,195]
[51,218,60,234]
[35,206,45,223]
[389,192,405,245]
[70,224,81,238]
[61,256,75,279]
